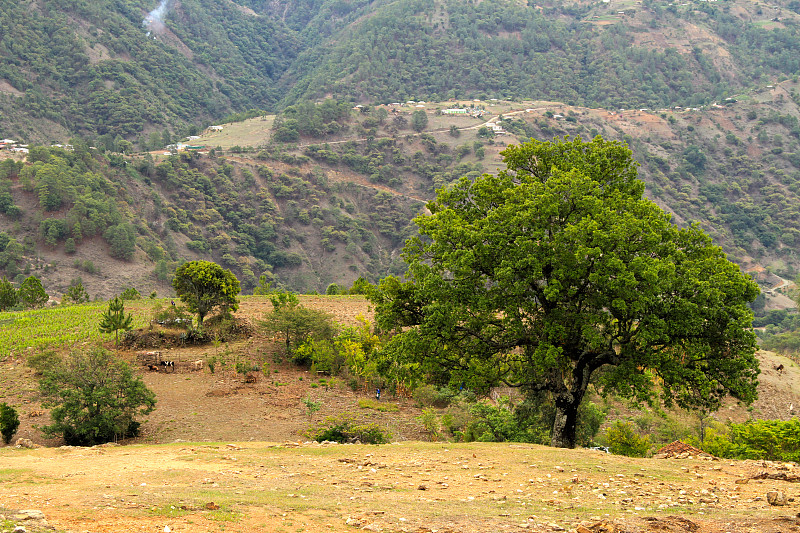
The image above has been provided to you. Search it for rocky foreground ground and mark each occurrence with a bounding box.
[2,440,800,533]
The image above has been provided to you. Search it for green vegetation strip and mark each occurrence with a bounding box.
[0,301,151,356]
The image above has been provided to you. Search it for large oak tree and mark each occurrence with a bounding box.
[371,136,760,448]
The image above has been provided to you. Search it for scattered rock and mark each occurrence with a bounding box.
[417,484,427,490]
[14,438,37,449]
[13,526,26,533]
[13,510,45,521]
[767,490,788,506]
[652,441,715,460]
[753,471,800,482]
[345,516,363,526]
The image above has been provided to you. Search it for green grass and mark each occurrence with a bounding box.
[206,507,243,522]
[0,300,155,356]
[0,467,54,485]
[358,398,399,412]
[148,503,193,518]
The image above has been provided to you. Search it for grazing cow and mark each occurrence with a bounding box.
[160,360,175,373]
[147,364,159,372]
[189,360,204,371]
[775,364,785,374]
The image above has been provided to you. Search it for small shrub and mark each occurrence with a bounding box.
[26,350,61,375]
[0,403,20,444]
[121,287,141,300]
[153,304,193,329]
[605,421,651,457]
[442,403,474,440]
[306,414,391,444]
[462,398,544,443]
[358,399,399,412]
[691,427,735,458]
[302,395,322,416]
[577,401,607,446]
[412,385,456,408]
[418,408,441,441]
[179,327,209,345]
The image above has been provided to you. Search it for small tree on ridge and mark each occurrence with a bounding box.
[99,297,133,345]
[172,260,240,327]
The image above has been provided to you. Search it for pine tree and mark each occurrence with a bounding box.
[99,297,133,346]
[0,277,17,311]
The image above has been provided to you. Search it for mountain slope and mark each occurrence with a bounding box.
[0,0,298,142]
[270,0,800,108]
[5,0,800,141]
[2,88,800,306]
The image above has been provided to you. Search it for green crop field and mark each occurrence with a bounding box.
[0,301,155,356]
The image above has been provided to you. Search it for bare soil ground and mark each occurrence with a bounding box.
[4,441,800,533]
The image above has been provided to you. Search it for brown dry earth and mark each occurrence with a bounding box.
[4,442,800,533]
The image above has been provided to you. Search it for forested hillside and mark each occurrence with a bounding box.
[1,87,800,308]
[4,0,800,141]
[2,0,800,312]
[0,0,297,142]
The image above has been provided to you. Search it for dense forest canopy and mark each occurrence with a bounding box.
[3,0,800,139]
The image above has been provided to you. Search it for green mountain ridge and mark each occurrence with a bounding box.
[5,0,800,141]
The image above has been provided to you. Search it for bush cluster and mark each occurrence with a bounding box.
[0,403,20,444]
[306,414,391,444]
[697,419,800,462]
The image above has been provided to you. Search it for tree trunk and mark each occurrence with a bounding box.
[550,391,585,448]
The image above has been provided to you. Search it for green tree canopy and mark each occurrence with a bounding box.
[172,260,240,326]
[411,109,428,132]
[371,136,760,448]
[0,403,20,445]
[63,279,90,305]
[0,277,18,311]
[38,348,156,446]
[19,276,48,309]
[260,292,336,357]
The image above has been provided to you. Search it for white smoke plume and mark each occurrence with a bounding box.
[143,0,172,32]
